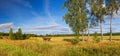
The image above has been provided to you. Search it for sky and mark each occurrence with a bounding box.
[0,0,120,35]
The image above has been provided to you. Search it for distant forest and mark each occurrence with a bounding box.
[0,32,120,37]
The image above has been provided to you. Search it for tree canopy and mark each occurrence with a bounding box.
[63,0,88,37]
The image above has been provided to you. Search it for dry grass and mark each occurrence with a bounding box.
[0,36,120,56]
[0,36,120,46]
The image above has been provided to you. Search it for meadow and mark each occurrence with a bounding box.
[0,36,120,56]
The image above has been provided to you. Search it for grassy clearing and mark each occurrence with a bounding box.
[0,36,120,56]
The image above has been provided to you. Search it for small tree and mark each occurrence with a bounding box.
[63,0,88,42]
[16,28,23,40]
[9,28,15,40]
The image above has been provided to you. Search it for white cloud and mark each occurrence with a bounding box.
[2,22,70,35]
[20,25,70,35]
[33,25,58,29]
[21,27,71,35]
[0,23,13,29]
[52,27,70,32]
[18,25,59,30]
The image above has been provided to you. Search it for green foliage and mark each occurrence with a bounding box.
[63,37,79,45]
[89,0,107,41]
[26,34,31,39]
[8,28,15,40]
[63,0,88,39]
[0,32,9,36]
[93,32,98,38]
[8,28,32,40]
[70,38,79,45]
[22,34,27,39]
[63,39,72,42]
[16,28,23,40]
[105,0,119,15]
[93,32,100,43]
[23,34,37,39]
[0,32,2,36]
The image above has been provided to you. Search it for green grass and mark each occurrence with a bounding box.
[0,42,43,56]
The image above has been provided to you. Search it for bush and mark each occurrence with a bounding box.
[93,32,100,43]
[70,38,79,45]
[63,38,79,45]
[63,39,73,41]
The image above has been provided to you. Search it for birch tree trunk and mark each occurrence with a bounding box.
[110,16,112,41]
[100,21,103,40]
[87,24,90,41]
[82,32,84,42]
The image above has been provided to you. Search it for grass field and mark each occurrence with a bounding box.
[0,36,120,56]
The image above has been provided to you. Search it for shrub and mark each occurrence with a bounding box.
[70,38,79,45]
[63,39,72,42]
[22,34,26,39]
[63,38,79,45]
[93,32,100,43]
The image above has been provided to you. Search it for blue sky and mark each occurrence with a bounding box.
[0,0,120,35]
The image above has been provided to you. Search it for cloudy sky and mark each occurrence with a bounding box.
[0,0,120,35]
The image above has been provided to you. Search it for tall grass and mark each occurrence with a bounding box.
[0,37,120,56]
[18,40,120,56]
[0,42,43,56]
[19,41,63,56]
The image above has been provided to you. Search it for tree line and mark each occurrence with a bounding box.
[1,31,120,38]
[0,28,37,40]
